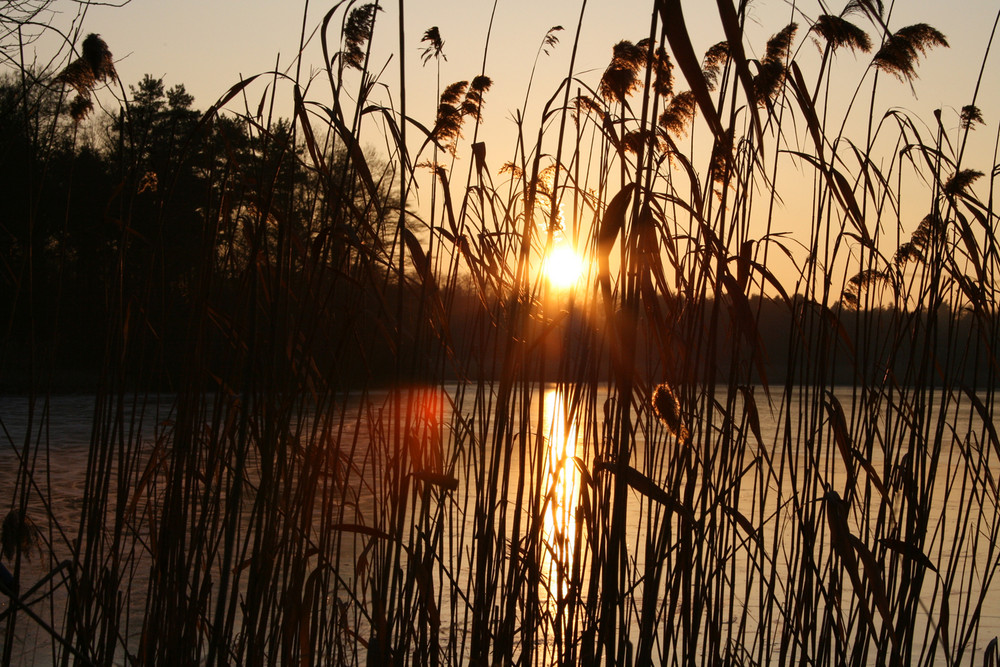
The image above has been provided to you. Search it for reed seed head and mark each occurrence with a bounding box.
[420,26,446,65]
[702,41,729,92]
[599,40,645,104]
[944,169,983,197]
[69,95,94,122]
[342,3,381,70]
[841,268,895,306]
[764,23,798,64]
[57,34,115,121]
[911,213,946,248]
[894,213,946,269]
[59,34,114,91]
[623,128,657,155]
[431,78,492,153]
[82,33,115,80]
[754,23,798,105]
[573,95,606,125]
[960,105,984,130]
[843,0,885,20]
[499,162,523,181]
[542,26,564,55]
[1,510,41,561]
[893,241,923,269]
[651,43,674,98]
[440,80,468,106]
[652,383,688,442]
[470,75,492,93]
[873,23,948,82]
[659,90,696,138]
[811,14,871,53]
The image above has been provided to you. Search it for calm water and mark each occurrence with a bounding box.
[1,385,998,665]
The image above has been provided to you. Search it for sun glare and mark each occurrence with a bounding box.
[543,245,585,290]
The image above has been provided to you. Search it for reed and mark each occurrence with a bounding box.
[2,1,999,665]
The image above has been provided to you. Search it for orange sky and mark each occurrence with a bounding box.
[22,0,1000,293]
[44,0,995,130]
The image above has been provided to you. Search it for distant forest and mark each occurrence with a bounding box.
[1,73,396,391]
[1,74,995,392]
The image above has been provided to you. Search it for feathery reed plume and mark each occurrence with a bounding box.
[841,268,895,306]
[944,168,984,197]
[844,0,885,20]
[463,75,493,117]
[651,43,674,97]
[433,80,469,151]
[659,90,696,137]
[439,80,467,107]
[69,95,94,122]
[599,40,646,104]
[894,212,946,269]
[470,75,492,93]
[754,23,797,105]
[708,128,734,185]
[416,160,446,177]
[56,56,97,96]
[623,128,658,155]
[536,164,557,194]
[499,161,524,180]
[701,41,729,91]
[573,94,605,124]
[911,212,946,248]
[960,104,984,130]
[56,33,115,120]
[810,14,872,53]
[420,26,446,65]
[541,25,564,55]
[872,24,948,82]
[431,77,492,153]
[341,3,381,70]
[82,33,115,80]
[893,241,923,269]
[1,510,41,561]
[652,383,689,442]
[765,25,797,65]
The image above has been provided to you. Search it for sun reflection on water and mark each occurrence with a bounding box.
[541,386,582,605]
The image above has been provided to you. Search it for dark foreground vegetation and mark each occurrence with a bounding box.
[1,0,999,665]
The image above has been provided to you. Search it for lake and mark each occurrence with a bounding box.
[1,383,998,665]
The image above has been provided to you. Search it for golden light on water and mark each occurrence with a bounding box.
[542,245,585,290]
[541,387,581,602]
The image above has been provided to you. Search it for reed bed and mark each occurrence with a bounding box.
[2,0,1000,665]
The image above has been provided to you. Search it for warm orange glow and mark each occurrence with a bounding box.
[542,244,585,290]
[541,387,580,602]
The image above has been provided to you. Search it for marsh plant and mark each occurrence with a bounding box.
[2,0,1000,665]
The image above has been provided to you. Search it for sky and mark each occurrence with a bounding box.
[64,1,998,192]
[33,0,996,130]
[17,0,1000,289]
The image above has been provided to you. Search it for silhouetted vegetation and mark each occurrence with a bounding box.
[2,1,1000,665]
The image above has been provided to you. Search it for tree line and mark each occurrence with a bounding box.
[0,71,409,390]
[1,68,993,393]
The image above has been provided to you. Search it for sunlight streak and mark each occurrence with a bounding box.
[541,387,581,605]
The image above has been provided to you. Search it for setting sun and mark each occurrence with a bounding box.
[542,245,585,290]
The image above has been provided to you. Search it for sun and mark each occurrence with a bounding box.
[543,244,585,290]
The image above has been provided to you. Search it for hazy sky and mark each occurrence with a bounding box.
[51,0,997,129]
[23,0,1000,273]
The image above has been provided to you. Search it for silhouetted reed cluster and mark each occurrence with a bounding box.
[2,1,1000,665]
